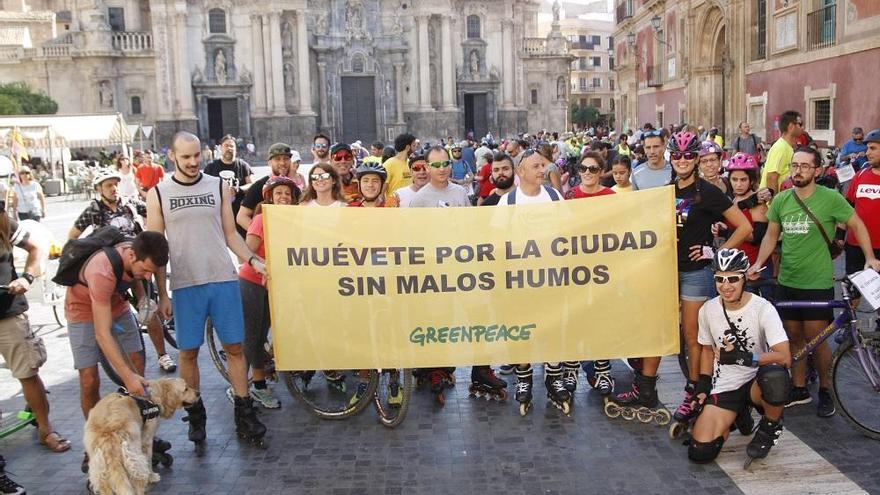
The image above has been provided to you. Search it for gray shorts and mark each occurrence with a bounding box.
[68,311,143,369]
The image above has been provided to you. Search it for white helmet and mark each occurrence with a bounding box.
[93,168,122,188]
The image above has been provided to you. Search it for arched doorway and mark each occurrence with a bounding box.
[711,25,727,131]
[689,6,725,130]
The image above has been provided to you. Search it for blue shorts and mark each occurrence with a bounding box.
[679,265,716,302]
[173,281,244,350]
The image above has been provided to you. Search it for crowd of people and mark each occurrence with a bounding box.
[1,113,879,494]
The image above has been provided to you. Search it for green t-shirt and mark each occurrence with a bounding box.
[767,186,853,289]
[760,138,794,189]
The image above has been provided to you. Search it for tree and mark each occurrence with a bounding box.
[570,103,600,128]
[0,82,58,115]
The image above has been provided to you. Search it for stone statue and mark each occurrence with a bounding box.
[192,67,204,83]
[315,13,329,35]
[552,0,561,22]
[469,50,479,75]
[281,22,294,56]
[557,76,566,100]
[98,81,113,108]
[283,63,295,90]
[345,0,367,39]
[239,67,252,84]
[215,49,227,85]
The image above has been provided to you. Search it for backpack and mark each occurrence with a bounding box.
[52,226,129,289]
[506,185,562,204]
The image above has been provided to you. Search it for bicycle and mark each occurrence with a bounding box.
[751,276,880,440]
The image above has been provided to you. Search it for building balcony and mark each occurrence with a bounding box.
[806,3,836,50]
[111,31,153,54]
[523,37,569,57]
[616,0,633,24]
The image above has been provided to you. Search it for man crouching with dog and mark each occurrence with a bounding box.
[63,230,170,475]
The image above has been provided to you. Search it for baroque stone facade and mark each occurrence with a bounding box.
[0,0,574,155]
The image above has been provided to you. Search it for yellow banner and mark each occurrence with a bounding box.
[264,186,680,370]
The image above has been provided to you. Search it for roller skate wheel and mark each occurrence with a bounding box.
[519,402,531,416]
[603,399,621,418]
[621,407,636,421]
[669,422,686,439]
[498,389,508,402]
[163,453,173,467]
[654,408,672,426]
[637,408,655,423]
[561,401,571,415]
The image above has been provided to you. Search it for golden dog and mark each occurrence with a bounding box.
[84,378,199,494]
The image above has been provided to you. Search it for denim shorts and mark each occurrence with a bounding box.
[679,265,716,302]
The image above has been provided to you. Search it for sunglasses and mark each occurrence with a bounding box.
[310,172,332,181]
[578,165,602,174]
[714,275,744,284]
[643,130,663,138]
[313,143,329,149]
[411,164,426,172]
[332,152,353,161]
[429,160,452,169]
[452,148,462,152]
[520,148,544,160]
[671,151,698,161]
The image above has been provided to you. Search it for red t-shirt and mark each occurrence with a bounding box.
[846,168,880,248]
[725,207,760,264]
[239,214,266,285]
[478,164,494,198]
[65,243,134,323]
[563,186,615,200]
[135,163,165,190]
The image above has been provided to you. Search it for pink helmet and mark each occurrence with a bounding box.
[699,140,723,157]
[726,153,758,171]
[668,131,700,153]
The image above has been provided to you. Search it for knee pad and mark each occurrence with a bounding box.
[757,364,791,407]
[688,436,724,463]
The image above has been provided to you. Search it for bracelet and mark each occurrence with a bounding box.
[752,352,760,368]
[247,256,256,267]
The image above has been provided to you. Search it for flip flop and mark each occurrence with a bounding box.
[39,431,72,453]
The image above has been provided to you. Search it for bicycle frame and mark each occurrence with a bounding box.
[777,280,880,391]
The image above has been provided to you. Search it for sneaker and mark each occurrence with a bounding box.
[249,384,280,409]
[817,387,836,418]
[785,386,812,407]
[225,386,235,405]
[498,364,515,375]
[157,354,177,373]
[348,382,369,408]
[0,474,25,495]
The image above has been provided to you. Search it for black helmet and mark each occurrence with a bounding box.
[712,248,750,274]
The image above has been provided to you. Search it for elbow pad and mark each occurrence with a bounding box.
[752,221,768,246]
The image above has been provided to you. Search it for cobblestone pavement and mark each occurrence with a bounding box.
[1,196,878,495]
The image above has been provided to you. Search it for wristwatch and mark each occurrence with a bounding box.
[20,272,35,284]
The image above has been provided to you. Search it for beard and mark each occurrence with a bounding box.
[791,175,813,187]
[493,175,514,189]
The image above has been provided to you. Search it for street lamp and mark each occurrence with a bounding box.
[651,15,662,32]
[626,31,635,46]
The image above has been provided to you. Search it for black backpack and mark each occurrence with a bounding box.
[52,226,130,289]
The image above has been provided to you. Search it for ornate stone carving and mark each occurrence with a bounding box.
[192,67,204,83]
[214,49,227,85]
[282,21,294,56]
[98,80,113,108]
[283,62,296,92]
[239,67,252,84]
[345,0,369,40]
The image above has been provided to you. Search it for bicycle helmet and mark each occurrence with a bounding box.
[262,176,297,202]
[865,128,880,145]
[355,162,387,182]
[668,131,701,154]
[699,140,723,157]
[712,248,750,273]
[726,153,758,171]
[93,168,122,188]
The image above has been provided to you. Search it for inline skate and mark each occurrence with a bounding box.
[744,416,783,469]
[515,367,533,416]
[562,361,580,394]
[151,437,173,468]
[182,397,207,456]
[545,364,572,415]
[604,373,670,425]
[468,366,507,401]
[234,395,267,448]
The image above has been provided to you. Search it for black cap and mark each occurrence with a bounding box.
[267,142,292,160]
[330,143,353,155]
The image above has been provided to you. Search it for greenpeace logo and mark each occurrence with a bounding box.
[856,184,880,200]
[169,193,216,211]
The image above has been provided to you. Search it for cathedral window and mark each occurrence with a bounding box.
[466,15,481,39]
[209,9,227,34]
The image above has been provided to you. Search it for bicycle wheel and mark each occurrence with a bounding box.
[831,336,880,440]
[678,332,689,379]
[282,369,379,420]
[205,318,231,383]
[374,368,414,428]
[99,329,147,387]
[162,317,177,349]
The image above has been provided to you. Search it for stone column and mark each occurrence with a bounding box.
[440,16,455,110]
[261,14,274,114]
[296,12,314,115]
[317,61,328,127]
[501,20,514,108]
[269,12,287,115]
[250,14,267,115]
[417,15,431,110]
[393,62,405,124]
[174,11,194,118]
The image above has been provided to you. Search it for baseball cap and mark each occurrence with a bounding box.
[267,142,292,160]
[290,150,302,163]
[330,143,353,155]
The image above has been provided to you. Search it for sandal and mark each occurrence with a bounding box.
[39,431,71,453]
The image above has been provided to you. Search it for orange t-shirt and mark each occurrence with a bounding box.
[136,163,165,190]
[64,244,133,323]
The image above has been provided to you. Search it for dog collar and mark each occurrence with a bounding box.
[116,387,160,424]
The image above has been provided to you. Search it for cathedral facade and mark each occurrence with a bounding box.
[0,0,573,154]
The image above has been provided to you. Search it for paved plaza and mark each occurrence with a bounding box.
[1,197,879,495]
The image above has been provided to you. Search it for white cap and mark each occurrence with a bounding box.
[290,150,302,163]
